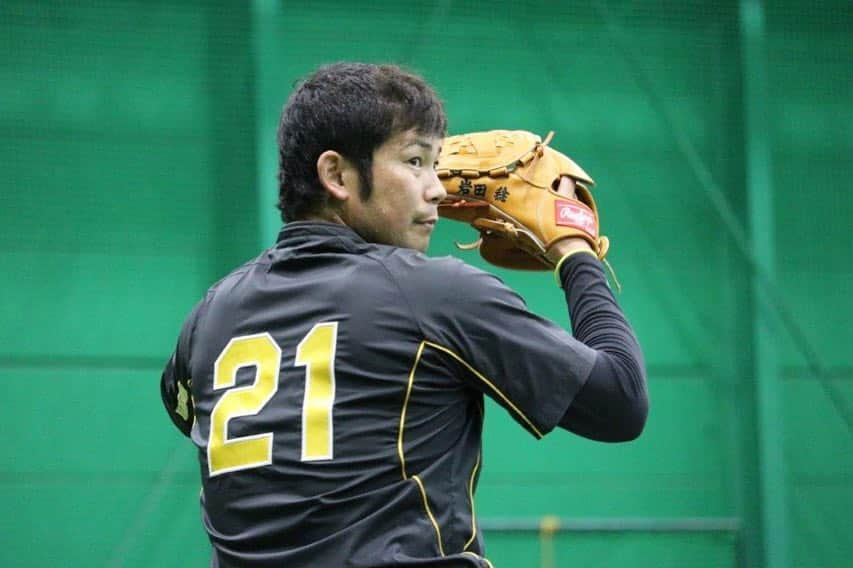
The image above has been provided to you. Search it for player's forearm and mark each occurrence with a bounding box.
[557,254,648,441]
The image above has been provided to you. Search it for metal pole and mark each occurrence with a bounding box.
[739,1,788,567]
[251,0,287,247]
[479,516,741,534]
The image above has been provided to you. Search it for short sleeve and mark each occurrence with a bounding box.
[160,297,206,437]
[416,260,597,437]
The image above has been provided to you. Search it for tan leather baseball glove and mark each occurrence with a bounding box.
[436,130,609,270]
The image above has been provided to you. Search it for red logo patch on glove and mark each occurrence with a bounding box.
[555,200,597,238]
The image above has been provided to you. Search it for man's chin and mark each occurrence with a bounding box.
[411,236,430,253]
[372,230,428,252]
[398,240,428,253]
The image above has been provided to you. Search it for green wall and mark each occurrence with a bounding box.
[1,1,850,567]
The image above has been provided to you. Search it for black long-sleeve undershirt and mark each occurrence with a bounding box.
[558,254,649,442]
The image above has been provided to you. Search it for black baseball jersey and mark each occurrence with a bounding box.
[161,221,599,567]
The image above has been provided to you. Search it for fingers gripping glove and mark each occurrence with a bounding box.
[436,130,609,270]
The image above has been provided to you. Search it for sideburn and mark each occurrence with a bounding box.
[355,157,373,201]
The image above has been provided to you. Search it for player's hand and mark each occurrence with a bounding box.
[544,177,595,263]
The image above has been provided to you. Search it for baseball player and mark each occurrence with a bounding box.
[161,62,648,567]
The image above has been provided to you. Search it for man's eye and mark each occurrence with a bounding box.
[408,157,422,167]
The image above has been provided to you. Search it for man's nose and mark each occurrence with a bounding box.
[426,170,447,203]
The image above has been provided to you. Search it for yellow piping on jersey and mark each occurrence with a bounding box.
[398,341,425,479]
[400,340,525,559]
[463,447,482,551]
[399,342,445,555]
[412,474,446,557]
[463,400,484,552]
[423,341,544,438]
[462,551,494,567]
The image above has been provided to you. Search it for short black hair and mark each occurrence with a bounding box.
[276,62,447,222]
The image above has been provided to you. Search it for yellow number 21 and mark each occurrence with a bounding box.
[208,323,338,477]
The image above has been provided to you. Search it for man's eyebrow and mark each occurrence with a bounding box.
[404,139,438,150]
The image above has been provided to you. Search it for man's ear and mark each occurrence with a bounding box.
[317,150,359,202]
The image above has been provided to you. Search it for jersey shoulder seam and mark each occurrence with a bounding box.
[361,250,446,339]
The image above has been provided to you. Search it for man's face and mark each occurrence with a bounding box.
[345,129,446,252]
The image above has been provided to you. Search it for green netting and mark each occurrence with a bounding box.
[1,1,850,566]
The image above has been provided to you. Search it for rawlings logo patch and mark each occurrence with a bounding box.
[555,200,597,237]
